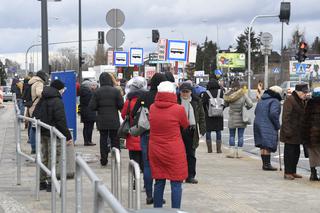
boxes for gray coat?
[224,89,253,129]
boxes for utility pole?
[40,0,49,74]
[78,0,83,83]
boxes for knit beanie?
[269,85,283,95]
[157,81,176,94]
[50,79,65,90]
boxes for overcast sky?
[0,0,319,68]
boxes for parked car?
[2,86,13,101]
[280,81,306,99]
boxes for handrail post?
[60,134,67,213]
[50,128,57,213]
[93,180,104,213]
[111,148,122,201]
[15,108,21,185]
[35,119,41,201]
[75,153,83,213]
[128,160,141,210]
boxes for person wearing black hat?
[280,83,309,180]
[178,82,206,184]
[33,79,72,191]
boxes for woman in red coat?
[149,81,189,209]
[121,77,147,171]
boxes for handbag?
[242,104,251,125]
[117,100,131,138]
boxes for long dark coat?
[302,97,320,148]
[253,90,281,152]
[178,94,206,149]
[79,85,96,123]
[89,73,124,131]
[280,91,306,144]
[201,79,224,131]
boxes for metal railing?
[111,147,122,201]
[75,153,128,213]
[128,160,141,210]
[14,96,67,213]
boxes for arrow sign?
[295,63,307,75]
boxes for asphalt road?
[219,102,311,173]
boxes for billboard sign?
[130,48,143,65]
[188,41,197,63]
[114,51,128,67]
[289,57,320,81]
[167,40,188,61]
[217,53,246,68]
[158,38,167,61]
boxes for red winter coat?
[149,92,189,181]
[121,97,141,151]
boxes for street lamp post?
[247,14,278,95]
[39,0,61,75]
[78,0,83,83]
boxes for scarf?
[181,97,196,126]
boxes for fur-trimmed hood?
[224,88,244,103]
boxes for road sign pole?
[264,54,269,89]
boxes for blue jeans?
[229,128,245,147]
[154,179,182,209]
[206,131,222,141]
[17,98,25,116]
[29,126,36,152]
[140,132,153,198]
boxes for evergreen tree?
[195,37,217,74]
[93,44,107,65]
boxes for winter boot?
[262,155,277,171]
[226,146,236,158]
[236,147,243,158]
[206,140,213,153]
[216,140,222,153]
[310,167,319,181]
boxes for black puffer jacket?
[35,86,72,141]
[201,79,224,131]
[79,84,96,123]
[89,73,124,130]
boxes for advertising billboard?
[217,53,246,68]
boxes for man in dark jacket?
[34,79,72,191]
[178,82,206,184]
[132,73,166,204]
[280,83,309,180]
[79,80,97,146]
[89,73,124,166]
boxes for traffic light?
[80,56,85,65]
[295,42,308,63]
[152,29,160,43]
[98,31,104,44]
[279,2,290,24]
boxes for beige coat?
[28,76,45,117]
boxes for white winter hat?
[157,81,176,94]
[269,85,283,95]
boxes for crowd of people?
[10,70,320,209]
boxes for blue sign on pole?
[215,69,223,75]
[114,51,128,67]
[51,71,77,141]
[295,63,307,75]
[272,67,280,74]
[130,48,143,65]
[167,40,188,61]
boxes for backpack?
[129,101,150,137]
[22,83,37,107]
[206,90,224,117]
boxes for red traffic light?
[299,42,307,50]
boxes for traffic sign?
[106,9,125,28]
[114,51,128,67]
[295,63,307,74]
[261,32,273,46]
[130,48,143,65]
[167,40,188,61]
[272,67,280,74]
[106,29,125,49]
